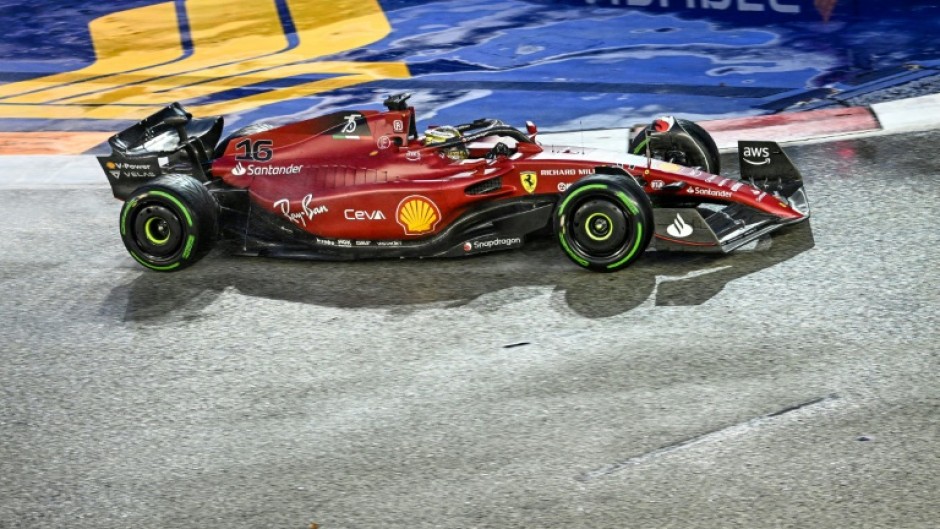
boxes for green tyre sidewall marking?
[557,177,650,270]
[558,229,589,267]
[120,198,138,236]
[123,189,197,270]
[149,190,193,227]
[182,235,196,260]
[130,251,180,271]
[558,186,609,268]
[606,223,644,270]
[558,184,608,217]
[615,191,639,215]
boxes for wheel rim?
[144,217,171,245]
[584,212,614,242]
[132,203,183,259]
[568,198,631,258]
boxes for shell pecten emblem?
[396,195,441,235]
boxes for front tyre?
[554,174,653,272]
[630,117,720,175]
[120,174,218,272]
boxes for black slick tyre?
[676,118,720,173]
[630,117,721,175]
[554,173,653,272]
[119,174,218,272]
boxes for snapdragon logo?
[465,237,522,251]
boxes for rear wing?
[97,103,223,200]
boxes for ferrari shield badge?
[520,171,537,194]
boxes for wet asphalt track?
[1,131,938,529]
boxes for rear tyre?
[554,174,653,272]
[630,117,720,175]
[120,174,218,272]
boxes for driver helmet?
[424,126,468,161]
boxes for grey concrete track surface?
[1,131,938,529]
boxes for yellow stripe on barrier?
[18,0,287,105]
[194,62,411,115]
[0,0,410,120]
[0,61,410,119]
[287,0,395,58]
[0,104,151,120]
[64,0,399,106]
[57,0,290,105]
[0,2,184,100]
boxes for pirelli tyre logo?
[0,0,410,120]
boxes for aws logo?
[742,146,771,166]
[0,0,410,120]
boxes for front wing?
[652,180,809,253]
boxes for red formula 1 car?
[98,93,809,272]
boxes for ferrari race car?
[98,93,809,272]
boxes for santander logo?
[666,214,693,238]
[232,162,246,176]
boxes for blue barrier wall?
[0,0,937,133]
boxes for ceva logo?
[344,209,386,220]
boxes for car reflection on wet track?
[107,221,814,322]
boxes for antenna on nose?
[580,121,584,155]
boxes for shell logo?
[396,195,441,235]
